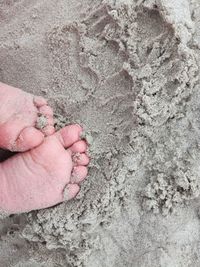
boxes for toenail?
[75,124,83,137]
[33,96,47,107]
[39,105,54,116]
[72,152,81,164]
[43,125,55,136]
[71,167,81,183]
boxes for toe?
[33,96,48,107]
[56,124,83,148]
[39,105,54,117]
[42,125,55,136]
[72,152,90,166]
[38,105,54,127]
[15,127,44,152]
[69,140,87,153]
[71,166,88,184]
[38,105,55,136]
[63,184,80,201]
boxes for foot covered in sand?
[0,125,89,214]
[0,82,55,152]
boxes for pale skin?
[0,82,89,215]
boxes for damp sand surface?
[1,0,200,266]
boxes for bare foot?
[0,124,89,214]
[0,82,55,152]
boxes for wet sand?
[0,0,200,266]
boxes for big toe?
[14,127,44,152]
[56,124,83,148]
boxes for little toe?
[56,124,83,148]
[33,96,48,107]
[15,127,44,152]
[72,152,90,166]
[71,166,88,184]
[63,184,80,201]
[69,140,87,153]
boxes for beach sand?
[0,0,200,266]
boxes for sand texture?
[1,0,200,266]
